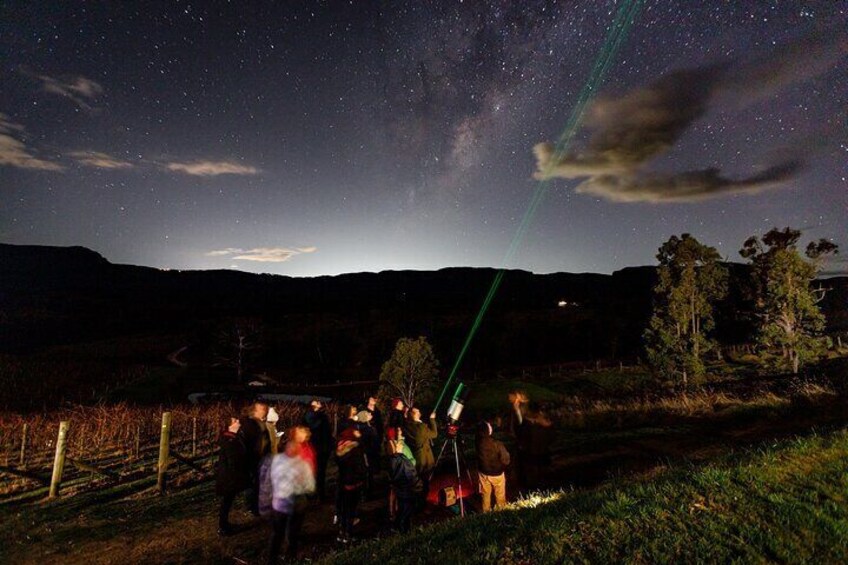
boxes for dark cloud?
[534,30,848,203]
[575,161,803,203]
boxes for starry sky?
[1,1,846,277]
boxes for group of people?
[214,392,551,562]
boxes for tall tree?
[379,336,441,408]
[217,318,263,383]
[644,234,728,388]
[740,227,838,374]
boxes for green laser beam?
[434,0,645,412]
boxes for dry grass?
[0,401,338,498]
[547,389,795,430]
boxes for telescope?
[445,382,468,438]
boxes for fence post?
[192,417,197,457]
[157,412,171,493]
[49,421,70,498]
[20,423,28,468]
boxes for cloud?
[205,247,316,263]
[68,150,133,169]
[33,73,103,110]
[165,160,259,176]
[0,113,63,171]
[575,161,803,203]
[534,31,848,203]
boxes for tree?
[379,336,441,408]
[644,234,728,388]
[217,318,263,383]
[740,227,838,374]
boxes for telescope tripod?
[430,433,476,517]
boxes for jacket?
[215,431,250,496]
[405,417,438,473]
[335,435,368,489]
[238,416,269,467]
[476,434,511,476]
[389,453,423,499]
[303,409,333,453]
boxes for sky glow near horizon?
[1,2,846,277]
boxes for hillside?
[326,429,848,564]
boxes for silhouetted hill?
[1,244,845,382]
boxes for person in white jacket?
[267,439,315,564]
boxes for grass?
[324,428,848,564]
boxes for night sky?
[2,1,846,277]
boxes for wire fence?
[0,401,339,503]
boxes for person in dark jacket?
[386,398,406,430]
[238,401,270,515]
[404,407,438,501]
[303,398,333,501]
[356,410,381,498]
[475,420,511,512]
[387,438,422,533]
[215,416,249,535]
[338,404,359,433]
[514,403,554,490]
[335,427,368,543]
[365,396,384,440]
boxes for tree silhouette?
[379,336,440,408]
[740,227,838,374]
[644,234,727,389]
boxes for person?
[334,427,367,543]
[302,398,332,501]
[385,426,416,520]
[266,406,282,454]
[387,438,422,533]
[292,425,316,474]
[404,407,438,501]
[239,401,270,516]
[356,409,380,498]
[215,416,249,536]
[386,398,405,430]
[512,400,555,490]
[475,420,510,512]
[365,396,384,440]
[267,439,315,564]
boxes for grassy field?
[327,428,848,564]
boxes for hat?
[356,410,372,423]
[266,407,280,423]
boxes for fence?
[0,401,336,503]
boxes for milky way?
[1,1,845,276]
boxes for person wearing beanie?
[475,420,510,512]
[266,406,281,454]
